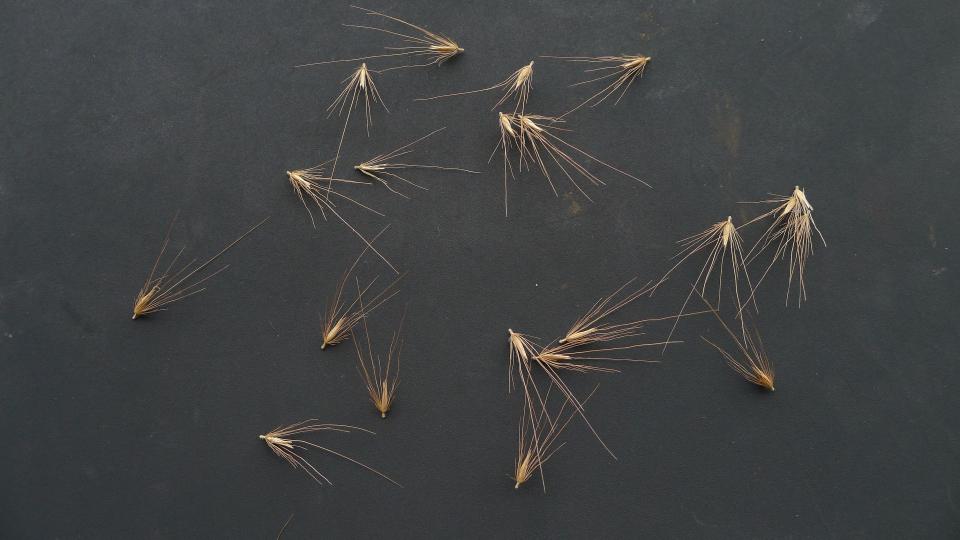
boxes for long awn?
[698,294,775,391]
[416,61,534,113]
[741,186,825,306]
[541,54,651,119]
[355,127,480,198]
[132,215,268,319]
[285,162,397,274]
[294,5,463,72]
[353,309,404,418]
[321,227,403,350]
[513,383,598,491]
[497,113,649,210]
[259,420,401,486]
[651,216,755,351]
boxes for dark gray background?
[2,0,959,538]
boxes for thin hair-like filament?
[355,127,480,198]
[321,227,403,349]
[541,54,651,118]
[259,420,401,486]
[132,215,268,319]
[416,61,534,114]
[294,5,463,72]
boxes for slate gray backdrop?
[2,0,958,538]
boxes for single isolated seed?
[741,186,826,306]
[559,276,657,347]
[541,54,652,118]
[321,227,403,350]
[505,329,616,460]
[355,127,479,198]
[326,63,388,181]
[513,384,598,491]
[507,328,540,393]
[698,293,775,391]
[294,5,464,72]
[416,61,535,113]
[259,420,401,486]
[353,310,404,418]
[491,112,521,216]
[131,214,268,320]
[534,338,669,375]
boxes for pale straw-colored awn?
[354,127,479,198]
[650,215,755,351]
[259,420,401,486]
[741,186,825,306]
[417,61,534,113]
[353,310,404,418]
[284,163,397,274]
[320,227,403,350]
[132,215,268,319]
[541,54,652,118]
[294,5,463,72]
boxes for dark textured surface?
[2,0,959,538]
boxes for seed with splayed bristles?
[131,215,267,320]
[492,112,649,212]
[740,186,825,306]
[294,6,464,72]
[320,227,402,350]
[353,311,404,419]
[651,215,754,350]
[540,54,652,118]
[353,127,479,198]
[259,420,401,486]
[698,294,776,392]
[417,61,535,113]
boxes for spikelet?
[541,54,651,118]
[132,215,267,319]
[294,6,463,72]
[259,420,401,486]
